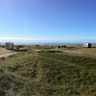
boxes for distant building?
[82,43,91,48]
[5,42,14,50]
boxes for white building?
[5,42,14,50]
[82,43,91,48]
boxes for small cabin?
[5,42,14,50]
[82,43,91,48]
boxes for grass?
[76,48,96,56]
[56,46,96,58]
[0,47,13,55]
[0,46,96,96]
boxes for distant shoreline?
[11,42,84,45]
[1,42,96,46]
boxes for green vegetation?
[0,46,96,96]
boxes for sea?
[13,42,83,46]
[1,41,96,46]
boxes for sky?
[0,0,96,42]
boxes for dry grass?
[0,51,96,96]
[59,47,96,58]
[77,48,96,56]
[0,47,13,55]
[0,46,96,96]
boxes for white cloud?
[0,37,96,43]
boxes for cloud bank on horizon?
[0,37,96,43]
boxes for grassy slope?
[0,51,96,96]
[0,48,13,55]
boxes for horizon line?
[0,37,96,43]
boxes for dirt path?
[0,52,17,58]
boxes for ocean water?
[1,41,96,46]
[13,42,83,46]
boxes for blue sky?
[0,0,96,42]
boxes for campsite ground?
[27,45,96,58]
[0,45,96,96]
[57,47,96,58]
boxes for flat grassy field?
[56,46,96,58]
[76,48,96,56]
[0,46,96,96]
